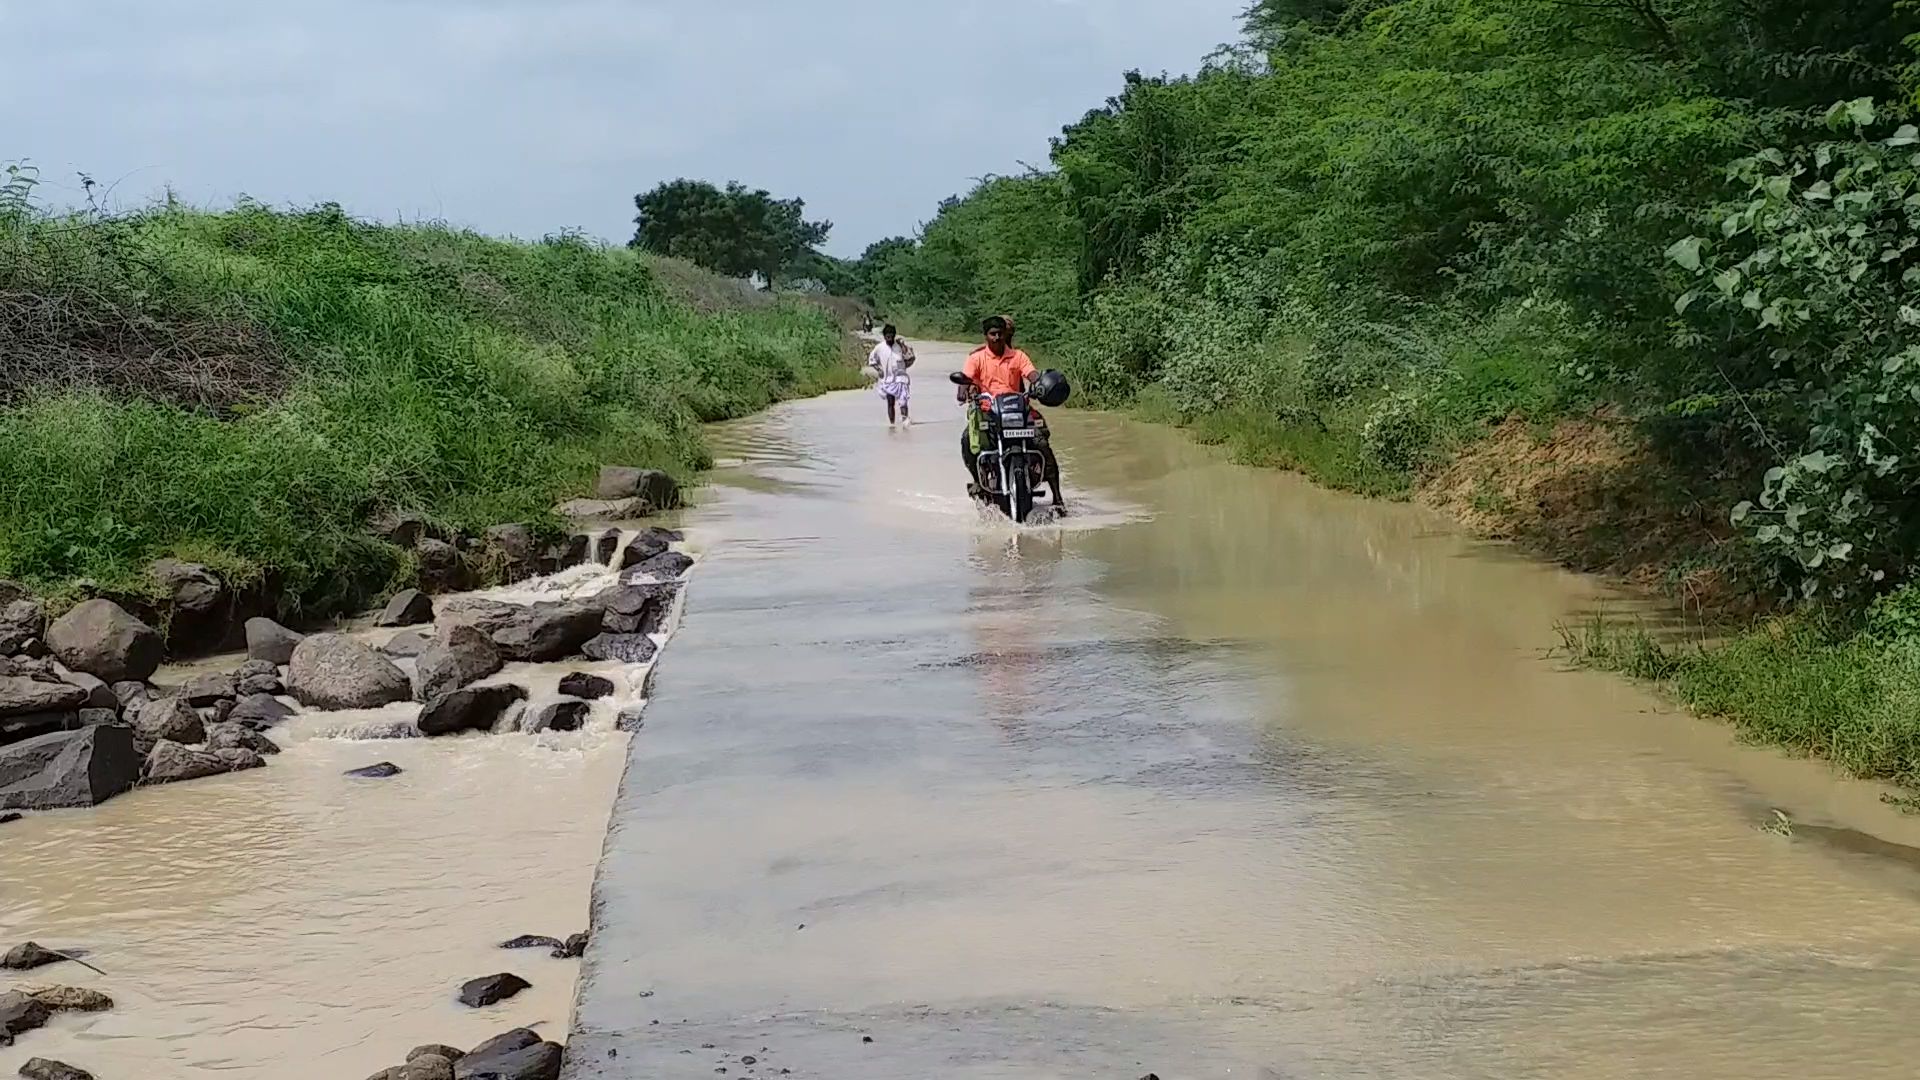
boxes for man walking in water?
[867,324,915,426]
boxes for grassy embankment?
[0,191,859,617]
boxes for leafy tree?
[630,179,831,289]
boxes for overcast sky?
[2,0,1245,257]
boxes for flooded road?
[570,340,1920,1078]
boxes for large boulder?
[0,598,46,656]
[413,625,503,702]
[230,693,295,730]
[150,558,232,655]
[205,722,280,757]
[375,589,435,628]
[287,634,412,710]
[591,530,620,566]
[418,685,527,738]
[143,740,265,786]
[623,551,693,582]
[457,972,531,1009]
[0,990,51,1043]
[596,466,679,509]
[580,633,657,665]
[599,582,678,635]
[46,600,163,683]
[416,538,471,593]
[455,1028,561,1080]
[381,628,433,659]
[616,531,669,570]
[0,675,88,717]
[553,497,647,521]
[27,986,112,1013]
[182,671,238,707]
[3,942,67,970]
[244,617,304,666]
[0,725,141,811]
[524,700,590,734]
[20,1058,96,1080]
[490,603,602,663]
[132,696,206,750]
[557,672,614,700]
[483,524,541,582]
[54,669,117,711]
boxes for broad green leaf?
[1666,236,1704,272]
[1731,501,1754,524]
[1805,179,1833,201]
[1891,125,1920,148]
[1713,268,1741,296]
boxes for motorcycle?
[950,370,1066,524]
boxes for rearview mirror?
[948,372,972,386]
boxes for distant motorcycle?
[950,369,1070,524]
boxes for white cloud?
[1,0,1245,253]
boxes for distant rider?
[867,324,915,426]
[959,315,1064,510]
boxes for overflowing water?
[11,338,1920,1079]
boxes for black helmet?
[1033,369,1071,408]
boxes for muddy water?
[570,340,1920,1078]
[0,556,671,1077]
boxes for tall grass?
[0,200,856,613]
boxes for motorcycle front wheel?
[1010,461,1035,523]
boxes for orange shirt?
[963,346,1037,398]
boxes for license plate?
[1001,427,1036,439]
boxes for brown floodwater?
[568,340,1920,1079]
[0,554,670,1077]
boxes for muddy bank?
[0,506,695,1078]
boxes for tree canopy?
[630,179,831,288]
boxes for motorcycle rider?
[958,315,1065,510]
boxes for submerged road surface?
[568,341,1920,1079]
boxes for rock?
[244,617,304,666]
[371,509,437,547]
[0,813,18,825]
[0,712,75,748]
[592,531,620,566]
[132,696,205,750]
[287,634,412,710]
[382,628,433,658]
[581,633,657,665]
[150,558,231,655]
[0,655,53,679]
[524,700,590,734]
[0,598,46,656]
[27,986,112,1012]
[557,673,614,700]
[560,932,588,958]
[209,698,236,725]
[183,671,237,707]
[641,525,684,543]
[19,1060,95,1080]
[230,694,295,730]
[457,1029,562,1080]
[499,934,566,952]
[413,624,504,702]
[54,670,116,711]
[376,589,435,628]
[491,603,602,663]
[205,722,280,757]
[16,639,48,660]
[409,1045,466,1064]
[236,673,283,697]
[345,762,403,779]
[399,1055,456,1080]
[0,676,88,718]
[597,466,679,508]
[75,708,118,729]
[483,525,540,582]
[2,942,66,970]
[550,535,591,571]
[617,532,669,570]
[600,582,678,635]
[623,551,693,582]
[457,973,531,1008]
[142,740,262,785]
[615,704,646,732]
[437,598,521,636]
[553,497,647,521]
[418,684,527,738]
[0,581,26,606]
[416,538,470,592]
[110,681,150,710]
[0,990,50,1042]
[237,659,277,679]
[0,726,141,811]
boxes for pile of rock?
[0,944,114,1065]
[1,595,292,811]
[364,1028,563,1080]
